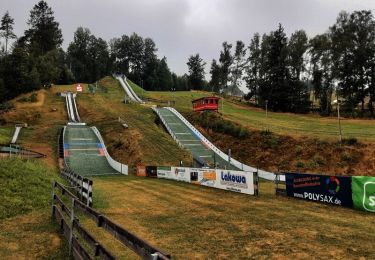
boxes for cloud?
[1,0,375,77]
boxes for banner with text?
[155,166,255,195]
[285,173,353,207]
[352,176,375,213]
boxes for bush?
[342,137,358,146]
[295,161,305,168]
[29,92,38,102]
[0,102,14,111]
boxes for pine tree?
[25,0,63,56]
[186,53,206,90]
[0,11,16,54]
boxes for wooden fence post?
[51,181,56,217]
[69,198,75,256]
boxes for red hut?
[192,96,220,112]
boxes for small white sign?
[76,84,83,92]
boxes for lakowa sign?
[155,167,255,195]
[285,173,353,208]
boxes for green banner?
[352,176,375,213]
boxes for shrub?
[29,92,38,102]
[342,137,358,146]
[341,152,352,162]
[295,161,305,168]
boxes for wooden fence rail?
[52,181,171,260]
[60,168,93,207]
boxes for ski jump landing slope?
[154,107,278,181]
[63,125,127,176]
[116,76,143,103]
[61,92,128,176]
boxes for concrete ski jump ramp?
[63,125,128,176]
[62,92,81,123]
[61,91,128,176]
[116,76,143,103]
[10,125,22,144]
[154,107,279,181]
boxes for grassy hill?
[0,158,68,259]
[138,88,375,141]
[1,76,375,258]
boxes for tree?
[110,35,130,74]
[68,27,110,83]
[229,41,246,94]
[156,57,173,90]
[288,30,308,80]
[258,24,290,111]
[0,11,16,54]
[330,10,375,116]
[68,27,91,82]
[128,33,144,83]
[309,33,334,115]
[209,59,221,92]
[218,42,233,92]
[25,1,63,56]
[244,33,261,102]
[186,53,206,89]
[288,30,310,112]
[142,38,159,90]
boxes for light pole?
[337,99,342,143]
[265,99,269,131]
[171,88,175,106]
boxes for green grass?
[0,127,12,144]
[0,157,58,219]
[74,76,192,167]
[0,157,69,259]
[92,175,375,259]
[137,88,375,141]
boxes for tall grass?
[0,158,58,219]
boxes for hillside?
[139,86,375,141]
[0,158,68,259]
[0,76,375,259]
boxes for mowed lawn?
[139,87,375,141]
[91,175,375,259]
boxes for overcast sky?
[2,0,375,76]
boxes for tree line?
[1,2,375,117]
[0,1,190,105]
[189,10,375,116]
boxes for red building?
[192,96,220,112]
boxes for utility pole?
[265,99,268,131]
[227,149,231,169]
[337,99,342,144]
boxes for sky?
[2,0,375,77]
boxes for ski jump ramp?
[154,107,279,181]
[62,91,128,176]
[116,76,143,103]
[10,125,22,144]
[62,92,81,123]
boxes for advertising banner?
[146,166,157,177]
[285,173,353,207]
[157,166,172,179]
[352,176,375,213]
[215,169,254,195]
[171,167,191,182]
